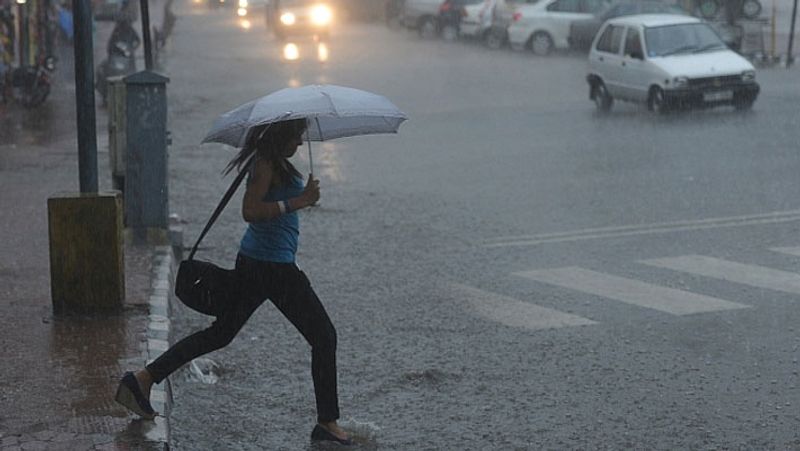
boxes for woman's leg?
[145,297,263,383]
[145,255,268,384]
[269,265,340,424]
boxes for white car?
[507,0,608,55]
[401,0,444,37]
[457,0,498,39]
[586,14,760,113]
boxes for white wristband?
[278,201,286,215]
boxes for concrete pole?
[72,0,98,192]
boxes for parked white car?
[507,0,608,55]
[457,0,498,39]
[586,14,760,113]
[401,0,444,37]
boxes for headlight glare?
[310,5,332,25]
[280,12,296,25]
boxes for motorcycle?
[95,19,140,105]
[4,56,56,108]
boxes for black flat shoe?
[311,424,354,446]
[114,372,156,420]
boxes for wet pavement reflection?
[281,39,330,63]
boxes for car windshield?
[645,23,727,57]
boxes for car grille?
[688,75,741,89]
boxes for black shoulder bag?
[174,154,254,316]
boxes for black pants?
[146,253,340,422]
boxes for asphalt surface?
[160,3,800,449]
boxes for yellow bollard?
[48,191,125,315]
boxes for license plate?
[703,90,733,102]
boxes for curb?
[145,245,177,450]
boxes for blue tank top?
[239,174,304,263]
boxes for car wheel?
[648,87,669,114]
[530,31,553,56]
[441,24,458,41]
[418,17,438,39]
[485,27,506,49]
[593,81,613,113]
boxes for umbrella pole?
[307,138,314,177]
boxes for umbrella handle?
[305,138,319,207]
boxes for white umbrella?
[202,84,408,173]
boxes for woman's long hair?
[224,118,307,186]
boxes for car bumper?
[664,82,760,108]
[507,25,527,47]
[459,22,482,37]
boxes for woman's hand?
[300,174,320,207]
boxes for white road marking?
[514,267,749,315]
[484,210,800,248]
[450,283,596,330]
[771,246,800,257]
[641,255,800,295]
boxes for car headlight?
[310,5,332,25]
[237,7,247,16]
[280,12,296,25]
[741,70,756,82]
[672,76,689,88]
[238,0,247,7]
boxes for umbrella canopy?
[202,84,408,148]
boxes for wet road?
[163,3,800,449]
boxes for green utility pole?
[72,0,98,192]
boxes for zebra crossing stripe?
[771,246,800,257]
[514,267,749,315]
[450,283,596,330]
[641,255,800,295]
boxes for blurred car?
[507,0,609,55]
[385,0,406,28]
[401,0,444,37]
[266,0,334,39]
[483,0,531,49]
[237,0,268,18]
[586,14,759,113]
[568,0,687,52]
[438,0,489,41]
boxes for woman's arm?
[241,158,320,223]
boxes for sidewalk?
[0,17,175,451]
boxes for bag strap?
[187,151,255,261]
